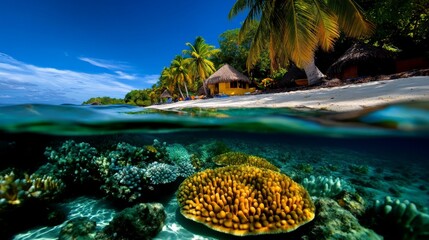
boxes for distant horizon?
[0,1,246,104]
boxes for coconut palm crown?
[229,0,374,84]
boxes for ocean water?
[1,102,429,239]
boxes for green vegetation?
[83,97,125,105]
[84,1,428,105]
[229,0,374,85]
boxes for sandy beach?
[148,76,429,112]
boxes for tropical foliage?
[228,0,375,84]
[183,36,219,95]
[83,97,125,105]
[83,1,428,105]
[357,0,429,54]
[124,89,152,106]
[214,21,271,80]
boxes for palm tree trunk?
[177,83,185,100]
[303,57,325,85]
[184,82,190,98]
[202,80,208,96]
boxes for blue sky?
[0,0,246,104]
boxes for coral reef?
[45,140,99,184]
[166,143,191,163]
[0,171,64,207]
[175,160,195,178]
[308,198,382,239]
[97,202,166,240]
[102,165,146,202]
[42,139,197,202]
[301,175,351,198]
[370,196,429,240]
[177,165,315,236]
[187,140,231,169]
[212,152,279,171]
[145,162,178,185]
[334,191,366,217]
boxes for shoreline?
[148,76,429,112]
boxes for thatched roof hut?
[327,42,395,79]
[160,89,172,98]
[205,64,250,85]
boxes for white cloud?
[79,57,130,70]
[0,53,137,104]
[115,71,136,80]
[142,74,160,84]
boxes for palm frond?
[245,2,273,71]
[310,0,340,52]
[280,0,319,67]
[327,0,375,37]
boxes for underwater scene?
[1,103,429,240]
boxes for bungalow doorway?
[214,83,219,95]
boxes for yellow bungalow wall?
[207,82,254,96]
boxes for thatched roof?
[205,64,250,85]
[160,89,172,98]
[327,42,394,75]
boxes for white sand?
[148,76,429,112]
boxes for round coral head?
[177,165,315,236]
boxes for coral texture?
[0,171,64,206]
[99,202,166,240]
[309,198,382,239]
[301,175,351,198]
[373,196,429,240]
[212,152,279,171]
[45,140,98,184]
[177,165,315,236]
[145,162,178,185]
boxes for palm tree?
[183,36,219,95]
[160,67,182,99]
[229,0,374,85]
[170,55,192,99]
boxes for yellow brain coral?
[212,152,280,172]
[177,165,315,236]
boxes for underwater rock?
[334,191,366,217]
[59,217,97,240]
[370,196,429,239]
[309,198,382,239]
[212,152,279,171]
[301,175,351,198]
[98,202,166,240]
[177,165,315,236]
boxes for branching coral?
[43,139,195,203]
[45,140,98,184]
[372,196,429,240]
[166,143,191,164]
[102,166,146,202]
[301,175,352,198]
[177,165,315,236]
[0,171,64,207]
[145,162,178,185]
[212,152,279,172]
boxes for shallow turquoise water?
[1,102,429,239]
